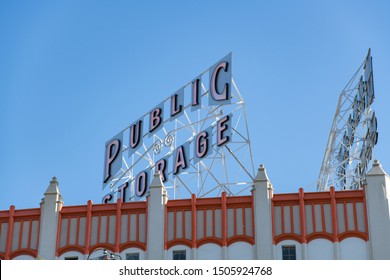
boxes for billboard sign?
[102,54,255,203]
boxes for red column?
[84,200,93,255]
[5,205,15,260]
[330,187,339,242]
[115,199,122,253]
[299,188,307,243]
[191,194,197,248]
[221,192,227,246]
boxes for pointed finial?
[50,177,58,184]
[150,171,164,189]
[255,163,270,182]
[45,176,60,195]
[367,159,388,176]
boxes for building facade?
[1,161,389,260]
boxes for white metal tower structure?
[317,49,378,191]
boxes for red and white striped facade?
[1,161,389,260]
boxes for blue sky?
[1,0,389,210]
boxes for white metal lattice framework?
[104,59,255,201]
[317,49,378,191]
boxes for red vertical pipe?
[222,192,227,246]
[299,188,307,243]
[84,200,92,255]
[330,187,339,242]
[191,194,197,248]
[5,205,15,260]
[115,198,122,252]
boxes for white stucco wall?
[307,239,333,260]
[12,255,36,260]
[340,237,368,260]
[197,243,222,260]
[227,242,254,259]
